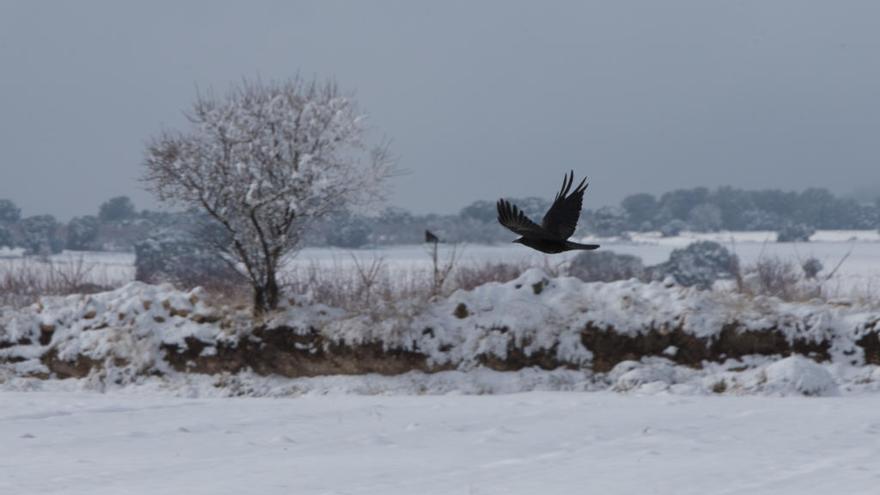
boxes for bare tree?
[144,77,392,315]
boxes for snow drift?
[2,269,879,396]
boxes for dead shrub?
[453,261,527,291]
[739,256,821,302]
[568,250,645,283]
[0,256,117,308]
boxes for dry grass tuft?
[0,257,119,308]
[737,256,821,302]
[453,261,528,291]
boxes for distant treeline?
[0,196,171,256]
[1,186,879,254]
[306,186,880,246]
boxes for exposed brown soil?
[856,320,880,365]
[160,326,443,377]
[582,322,709,372]
[582,322,830,372]
[2,319,866,380]
[41,349,102,379]
[478,343,574,371]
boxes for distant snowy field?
[3,229,878,296]
[293,230,880,295]
[2,390,879,495]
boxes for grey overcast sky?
[1,1,879,219]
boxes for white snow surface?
[4,235,880,493]
[2,390,880,495]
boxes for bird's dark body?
[514,237,600,254]
[497,171,600,254]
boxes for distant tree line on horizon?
[0,196,171,256]
[1,186,879,256]
[306,186,880,246]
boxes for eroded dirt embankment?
[11,319,874,380]
[2,272,878,380]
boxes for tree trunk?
[265,271,280,311]
[251,270,280,316]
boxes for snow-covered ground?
[3,233,880,494]
[3,266,878,390]
[3,230,878,297]
[2,390,879,495]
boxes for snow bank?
[2,269,880,396]
[0,282,247,378]
[760,355,838,396]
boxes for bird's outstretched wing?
[497,199,551,238]
[541,170,589,240]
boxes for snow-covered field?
[2,390,879,495]
[3,231,880,494]
[4,230,880,296]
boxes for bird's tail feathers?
[565,241,600,250]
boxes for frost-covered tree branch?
[143,77,393,314]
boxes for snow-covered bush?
[759,356,837,396]
[776,222,814,242]
[649,241,738,289]
[568,250,645,283]
[740,257,819,301]
[610,360,677,392]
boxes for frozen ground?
[1,390,879,495]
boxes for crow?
[497,171,600,254]
[425,230,439,243]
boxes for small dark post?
[425,230,441,294]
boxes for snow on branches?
[144,77,392,313]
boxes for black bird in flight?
[497,171,600,254]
